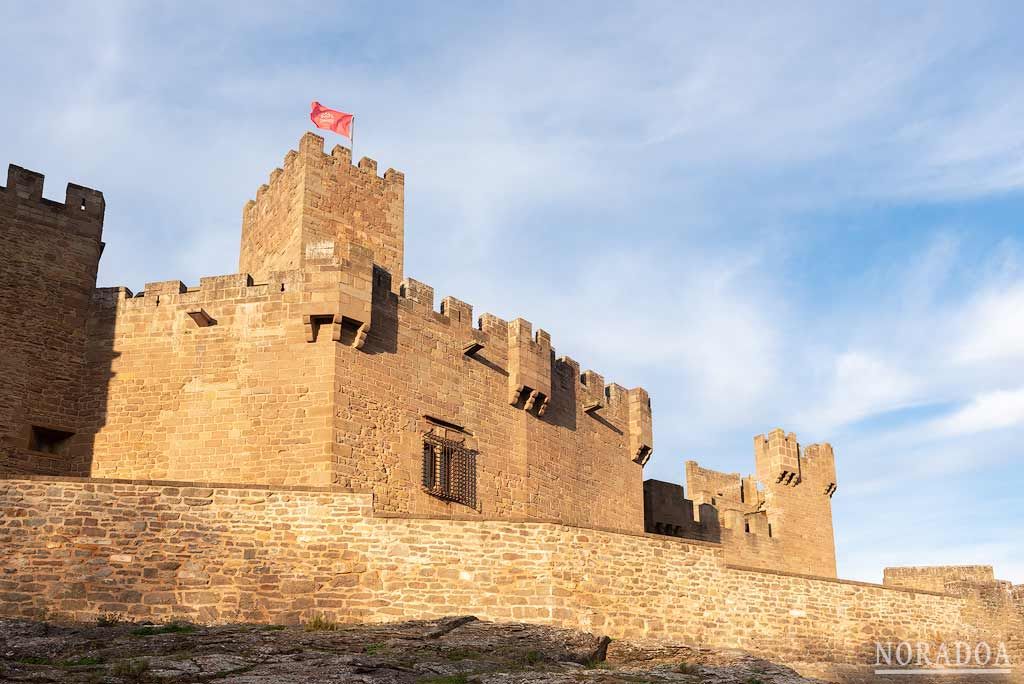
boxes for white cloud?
[933,387,1024,437]
[798,351,922,432]
[953,284,1024,365]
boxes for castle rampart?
[884,565,999,593]
[1,476,1020,682]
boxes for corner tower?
[645,427,838,578]
[754,429,838,577]
[0,165,105,476]
[239,132,405,287]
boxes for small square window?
[29,426,74,455]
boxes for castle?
[1,134,1020,681]
[0,131,838,576]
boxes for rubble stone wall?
[1,477,1020,681]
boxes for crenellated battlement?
[645,427,837,577]
[755,428,800,486]
[801,442,838,496]
[642,477,779,551]
[1,161,106,478]
[394,275,648,431]
[242,133,404,213]
[2,164,105,232]
[102,252,648,425]
[752,428,836,494]
[240,132,404,286]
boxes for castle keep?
[1,134,1020,681]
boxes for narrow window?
[422,441,437,489]
[29,426,74,455]
[421,432,477,508]
[744,519,750,533]
[768,524,773,538]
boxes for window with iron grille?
[422,431,477,508]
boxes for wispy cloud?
[933,387,1024,436]
[953,284,1024,365]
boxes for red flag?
[310,101,354,138]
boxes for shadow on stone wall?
[359,266,399,356]
[73,288,121,477]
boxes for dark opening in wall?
[768,524,773,538]
[744,519,750,533]
[338,317,363,346]
[29,426,74,455]
[306,314,334,342]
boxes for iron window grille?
[422,431,477,508]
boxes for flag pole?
[351,116,355,155]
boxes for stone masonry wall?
[884,566,997,593]
[81,271,341,487]
[81,268,647,533]
[0,167,105,477]
[1,477,1020,682]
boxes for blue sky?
[2,2,1022,583]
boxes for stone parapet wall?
[884,565,997,593]
[1,477,1020,681]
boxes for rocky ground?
[0,615,827,684]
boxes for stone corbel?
[304,313,368,348]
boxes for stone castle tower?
[239,134,404,285]
[0,165,105,475]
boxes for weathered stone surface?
[0,616,832,684]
